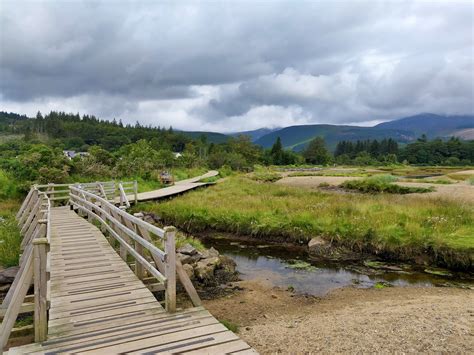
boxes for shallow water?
[202,236,473,297]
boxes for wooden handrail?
[70,186,165,238]
[69,185,176,312]
[1,188,50,351]
[69,190,166,261]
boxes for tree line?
[0,111,472,190]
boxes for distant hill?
[230,128,279,141]
[180,131,230,144]
[255,113,474,151]
[375,113,474,138]
[255,125,414,151]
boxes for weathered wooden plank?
[85,324,232,354]
[36,314,217,352]
[47,301,164,328]
[49,286,152,307]
[184,339,254,354]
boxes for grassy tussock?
[287,171,370,178]
[341,175,434,194]
[140,177,473,269]
[250,166,282,183]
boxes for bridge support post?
[33,236,49,342]
[164,226,176,313]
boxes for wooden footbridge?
[0,180,255,354]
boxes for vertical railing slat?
[164,226,176,313]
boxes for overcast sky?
[1,1,473,132]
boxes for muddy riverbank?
[197,233,473,352]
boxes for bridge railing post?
[164,226,176,313]
[33,233,49,342]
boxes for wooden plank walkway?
[7,206,255,354]
[117,171,219,203]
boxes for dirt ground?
[276,176,474,204]
[204,281,474,354]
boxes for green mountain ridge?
[255,114,474,151]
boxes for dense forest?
[0,111,473,193]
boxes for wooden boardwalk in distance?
[7,206,255,354]
[118,171,219,203]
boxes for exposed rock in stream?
[307,237,361,261]
[177,243,238,287]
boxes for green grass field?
[139,176,473,269]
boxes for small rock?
[0,266,19,284]
[195,257,220,280]
[177,243,198,256]
[189,252,204,263]
[201,247,220,259]
[308,237,330,253]
[177,253,193,265]
[133,212,144,219]
[182,263,194,279]
[271,294,278,299]
[217,255,237,273]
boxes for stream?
[201,235,473,297]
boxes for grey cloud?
[0,0,473,131]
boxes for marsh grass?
[139,177,473,269]
[219,319,239,333]
[0,200,21,267]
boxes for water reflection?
[202,237,473,297]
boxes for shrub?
[0,169,19,199]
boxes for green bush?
[0,169,19,199]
